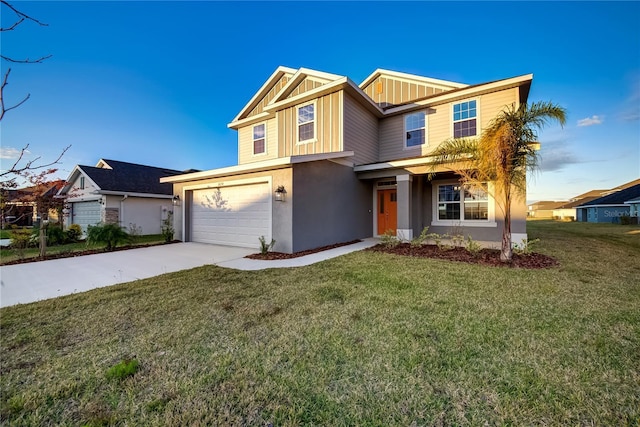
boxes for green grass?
[0,229,11,239]
[1,221,639,425]
[0,234,165,265]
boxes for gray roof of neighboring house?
[79,159,184,195]
[577,183,640,208]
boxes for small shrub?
[380,230,399,249]
[451,233,465,248]
[410,227,429,248]
[128,223,143,243]
[620,215,637,225]
[66,223,82,242]
[10,229,33,259]
[87,223,129,251]
[465,235,482,256]
[161,211,174,243]
[105,358,139,381]
[258,235,276,254]
[513,238,540,255]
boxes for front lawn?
[1,221,638,425]
[0,234,166,265]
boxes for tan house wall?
[378,88,519,162]
[238,118,278,164]
[286,78,325,99]
[362,76,447,107]
[343,93,378,165]
[277,91,342,157]
[247,74,290,117]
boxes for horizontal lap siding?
[378,87,519,162]
[343,93,378,165]
[238,118,278,164]
[277,92,341,157]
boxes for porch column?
[396,174,413,240]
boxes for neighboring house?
[1,181,64,228]
[576,183,640,223]
[527,201,566,219]
[625,197,640,219]
[58,159,184,234]
[162,66,534,253]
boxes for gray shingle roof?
[577,184,640,207]
[79,159,184,195]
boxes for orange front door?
[377,189,397,235]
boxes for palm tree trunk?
[501,190,513,262]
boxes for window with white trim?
[437,183,488,221]
[80,176,85,190]
[297,103,315,143]
[253,123,266,155]
[405,111,425,147]
[453,100,477,138]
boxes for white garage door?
[191,183,271,248]
[71,201,101,233]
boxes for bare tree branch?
[0,144,71,180]
[0,68,31,121]
[0,0,49,30]
[0,54,52,64]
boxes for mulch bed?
[1,240,180,266]
[246,240,362,260]
[367,243,559,269]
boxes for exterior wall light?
[172,195,180,206]
[274,185,286,202]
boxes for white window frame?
[451,98,479,139]
[404,110,427,149]
[296,101,317,145]
[80,176,85,190]
[431,180,496,227]
[252,122,267,156]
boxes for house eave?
[95,190,174,199]
[161,151,355,184]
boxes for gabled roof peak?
[359,68,468,90]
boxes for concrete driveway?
[0,243,253,308]
[0,239,378,308]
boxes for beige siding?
[479,87,517,129]
[362,76,447,108]
[237,118,278,164]
[247,75,290,117]
[277,92,342,157]
[343,93,378,165]
[286,78,324,99]
[378,87,520,162]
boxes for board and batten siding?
[247,74,291,117]
[277,92,342,157]
[237,118,278,164]
[378,87,520,162]
[286,78,325,99]
[362,76,447,107]
[343,93,378,165]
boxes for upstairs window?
[297,103,315,143]
[437,183,488,221]
[80,176,85,190]
[453,100,477,138]
[405,111,426,147]
[253,123,266,155]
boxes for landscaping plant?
[86,223,129,251]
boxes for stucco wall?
[292,161,372,252]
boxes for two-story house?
[162,66,532,253]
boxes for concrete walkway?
[0,239,377,308]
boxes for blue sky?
[1,1,639,201]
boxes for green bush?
[66,224,83,242]
[87,223,129,251]
[380,230,400,249]
[161,211,174,243]
[258,235,275,254]
[10,229,33,258]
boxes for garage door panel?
[71,201,101,233]
[191,184,271,248]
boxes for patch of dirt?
[366,243,559,269]
[246,240,362,260]
[1,241,180,266]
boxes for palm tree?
[429,101,566,262]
